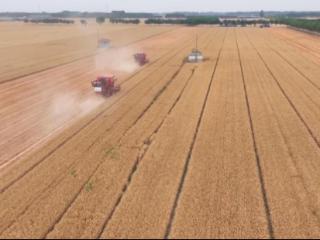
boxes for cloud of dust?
[41,91,105,135]
[39,30,142,136]
[50,92,104,120]
[95,47,140,74]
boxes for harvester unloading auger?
[91,75,120,97]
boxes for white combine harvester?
[188,49,204,62]
[187,35,204,63]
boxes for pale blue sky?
[1,0,320,12]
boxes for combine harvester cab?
[134,53,149,66]
[91,75,120,97]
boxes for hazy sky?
[1,0,320,12]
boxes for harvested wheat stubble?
[169,29,269,239]
[100,28,226,239]
[0,28,205,239]
[237,29,320,238]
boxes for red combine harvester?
[134,53,148,66]
[91,75,120,97]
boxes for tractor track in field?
[0,35,194,193]
[95,66,196,239]
[245,32,320,151]
[0,27,179,85]
[164,30,226,239]
[235,31,275,239]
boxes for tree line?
[96,17,140,24]
[145,16,220,25]
[24,18,75,24]
[271,18,320,32]
[145,17,271,26]
[109,18,140,24]
[1,11,320,19]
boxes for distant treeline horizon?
[0,10,320,19]
[1,10,319,33]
